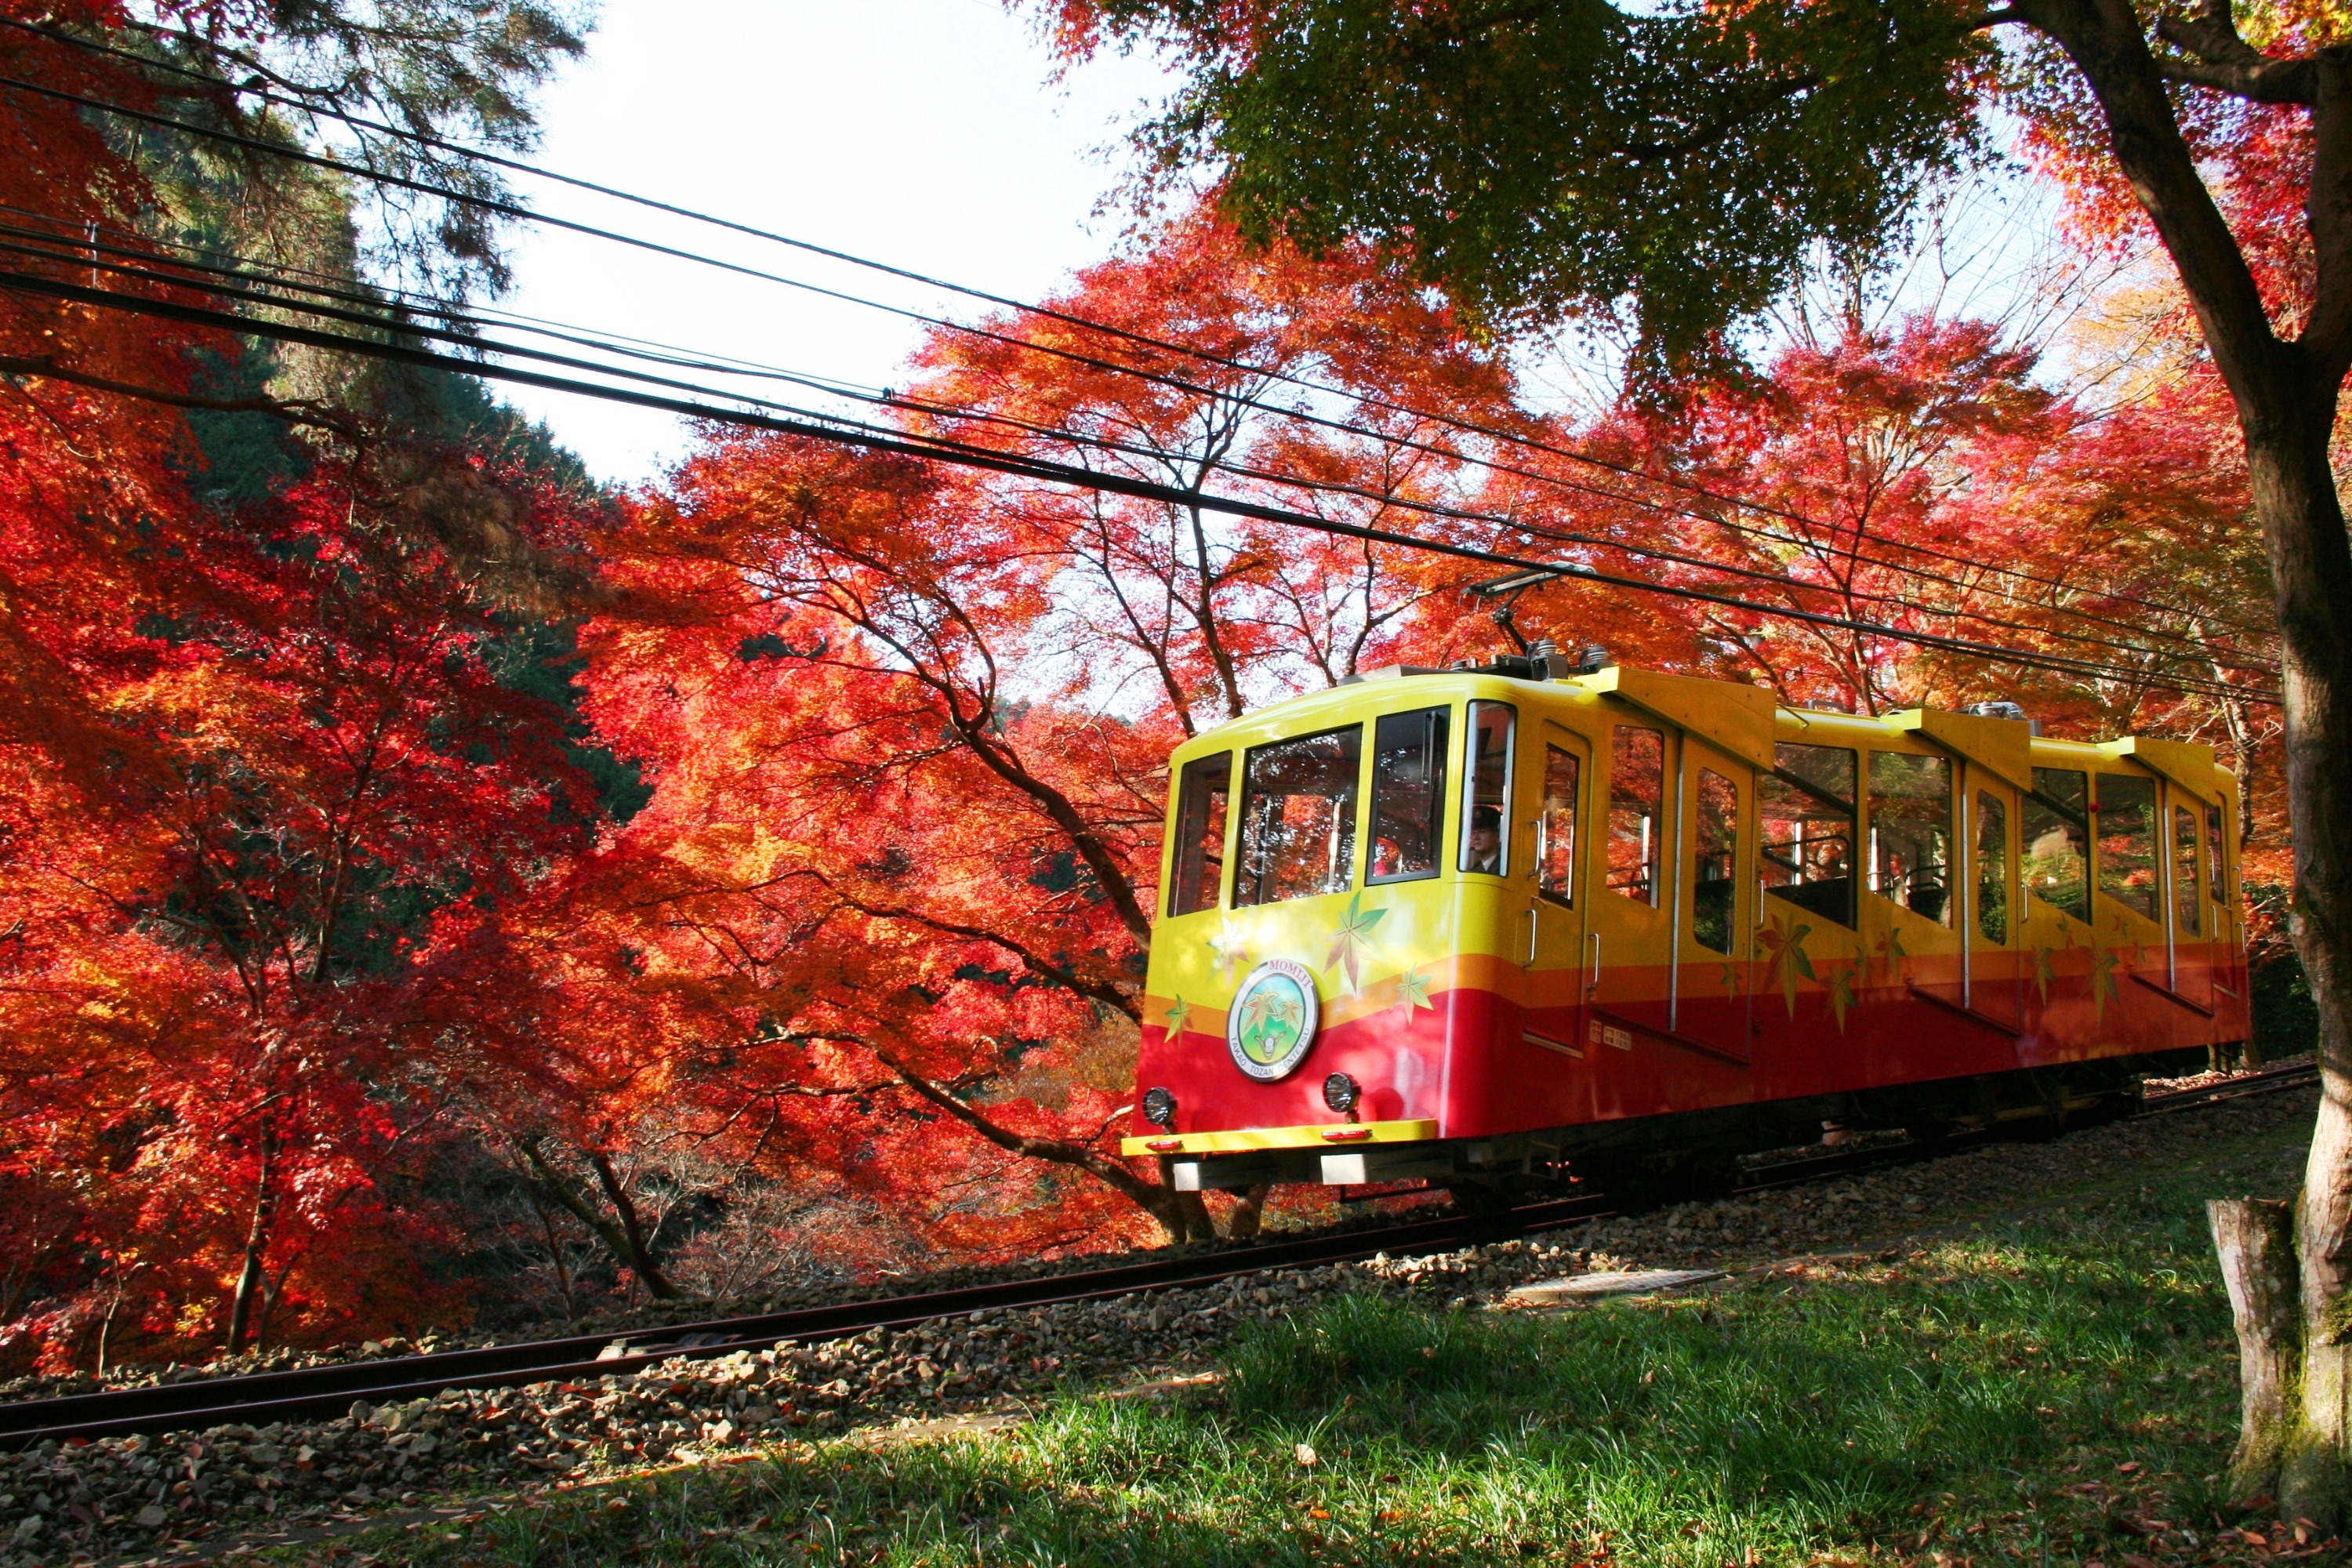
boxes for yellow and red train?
[1121,650,2251,1200]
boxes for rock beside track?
[0,1076,2316,1565]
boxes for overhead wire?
[0,212,2283,690]
[0,260,2278,705]
[0,18,2280,646]
[64,12,2274,641]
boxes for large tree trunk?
[2013,0,2352,1523]
[2188,404,2352,1524]
[2242,408,2352,1524]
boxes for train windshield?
[1369,707,1449,883]
[1461,702,1513,874]
[1235,726,1363,906]
[1167,753,1231,916]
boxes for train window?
[1539,744,1580,902]
[2025,768,2091,923]
[1167,752,1232,916]
[1607,725,1665,905]
[1760,742,1857,927]
[1234,726,1363,907]
[1460,702,1514,875]
[2174,805,2202,937]
[2095,773,2159,920]
[2208,802,2230,902]
[1867,752,1953,924]
[1976,792,2009,945]
[1693,768,1739,953]
[1369,707,1450,884]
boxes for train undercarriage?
[1163,1045,2216,1210]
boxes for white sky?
[491,0,1174,486]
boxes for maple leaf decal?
[1827,967,1858,1033]
[1163,996,1190,1038]
[1758,914,1817,1018]
[1323,894,1388,995]
[2089,944,2120,1019]
[1394,967,1434,1015]
[1870,927,1909,984]
[2032,946,2056,1006]
[1719,963,1742,996]
[1205,920,1250,985]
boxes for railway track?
[0,1058,2315,1450]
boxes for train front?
[1121,671,1523,1195]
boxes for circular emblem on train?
[1227,958,1320,1082]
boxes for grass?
[274,1116,2323,1567]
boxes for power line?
[0,163,2281,686]
[0,263,2278,705]
[0,24,2279,643]
[0,214,2283,689]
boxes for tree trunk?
[224,1123,280,1354]
[2245,410,2352,1527]
[530,1191,579,1319]
[2016,0,2352,1518]
[871,1043,1225,1242]
[2213,1196,2302,1498]
[586,1149,681,1299]
[514,1138,682,1299]
[1225,1182,1273,1242]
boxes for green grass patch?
[289,1118,2315,1566]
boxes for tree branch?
[863,1040,1181,1221]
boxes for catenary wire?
[30,11,2274,639]
[0,263,2279,705]
[0,31,2279,644]
[0,216,2283,688]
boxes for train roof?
[1177,659,2237,805]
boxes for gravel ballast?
[0,1078,2314,1566]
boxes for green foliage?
[1083,0,1994,378]
[323,1118,2307,1566]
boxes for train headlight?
[1322,1072,1361,1114]
[1142,1086,1178,1127]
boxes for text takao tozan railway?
[1123,652,2252,1200]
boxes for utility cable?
[0,179,2278,682]
[0,263,2276,704]
[0,218,2278,688]
[0,27,2278,643]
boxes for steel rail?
[0,1196,1608,1448]
[0,1060,2312,1449]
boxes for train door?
[2208,790,2247,1017]
[1518,721,1590,1057]
[1584,718,1676,1037]
[1672,738,1754,1061]
[1860,745,1964,1038]
[2023,764,2095,1031]
[2165,783,2216,1013]
[2091,768,2171,1032]
[1963,773,2024,1029]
